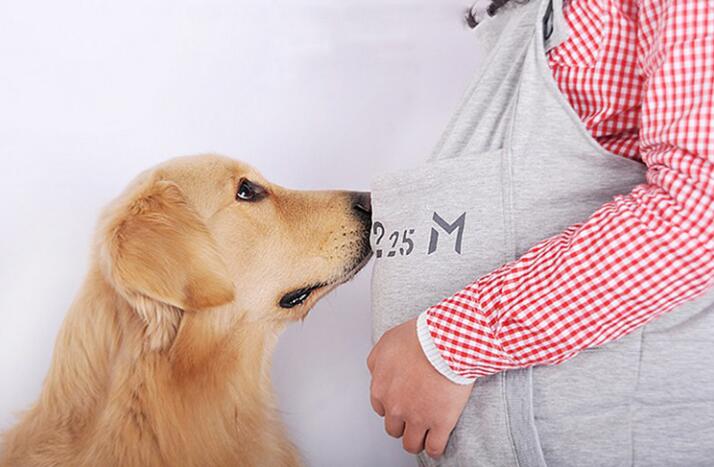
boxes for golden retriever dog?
[0,154,372,467]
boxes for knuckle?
[405,414,423,427]
[366,352,375,370]
[370,384,384,401]
[388,405,402,419]
[370,400,383,416]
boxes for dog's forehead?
[155,154,266,210]
[160,154,257,180]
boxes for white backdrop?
[0,1,483,465]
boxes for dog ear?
[102,179,235,348]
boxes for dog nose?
[351,191,372,218]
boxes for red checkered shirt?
[418,0,714,383]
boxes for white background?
[0,1,484,465]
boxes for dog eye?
[236,179,267,202]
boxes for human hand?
[367,318,474,458]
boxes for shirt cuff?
[416,311,476,385]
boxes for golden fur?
[0,155,372,467]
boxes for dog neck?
[2,266,297,466]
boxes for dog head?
[97,154,372,351]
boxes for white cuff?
[416,311,475,385]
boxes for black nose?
[351,191,372,218]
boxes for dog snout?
[350,191,372,221]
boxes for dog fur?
[0,155,372,467]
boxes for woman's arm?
[419,0,714,383]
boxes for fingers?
[366,347,376,373]
[424,427,450,459]
[402,423,427,454]
[370,395,385,417]
[384,415,405,438]
[369,369,385,416]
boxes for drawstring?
[465,0,532,29]
[486,0,514,16]
[543,0,554,40]
[465,9,479,29]
[465,0,493,28]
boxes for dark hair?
[466,0,530,28]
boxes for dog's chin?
[279,248,373,316]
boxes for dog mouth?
[279,284,325,309]
[278,247,373,310]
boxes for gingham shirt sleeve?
[418,0,714,383]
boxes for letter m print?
[428,212,466,255]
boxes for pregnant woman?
[367,0,714,465]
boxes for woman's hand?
[367,318,474,458]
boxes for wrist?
[416,311,475,385]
